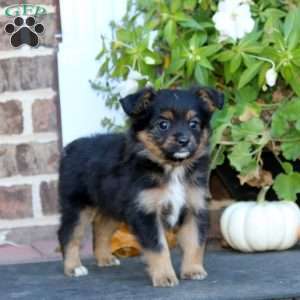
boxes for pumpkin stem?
[257,186,270,203]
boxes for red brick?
[0,144,17,178]
[0,185,32,219]
[16,142,59,175]
[0,55,56,92]
[40,180,58,215]
[0,100,23,134]
[0,15,12,50]
[32,98,57,133]
[0,1,55,7]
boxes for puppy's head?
[120,87,224,163]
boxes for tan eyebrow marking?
[186,110,197,120]
[160,110,174,120]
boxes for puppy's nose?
[176,135,190,146]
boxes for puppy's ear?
[119,88,155,117]
[193,87,224,113]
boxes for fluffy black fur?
[58,87,223,282]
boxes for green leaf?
[167,58,185,73]
[236,86,258,103]
[210,146,225,170]
[171,0,181,13]
[271,113,289,137]
[281,140,300,161]
[292,49,300,67]
[179,18,203,30]
[230,54,242,73]
[216,50,235,62]
[231,117,265,142]
[198,44,221,57]
[164,20,177,46]
[282,162,293,175]
[238,62,262,89]
[228,142,254,172]
[210,105,234,129]
[183,0,197,10]
[273,172,300,201]
[210,124,227,149]
[195,64,209,85]
[284,8,300,48]
[198,57,214,70]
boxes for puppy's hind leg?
[58,207,95,277]
[93,213,120,267]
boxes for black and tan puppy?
[57,87,224,287]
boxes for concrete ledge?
[0,246,300,299]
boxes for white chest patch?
[161,166,186,227]
[137,167,186,227]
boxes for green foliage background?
[93,0,300,201]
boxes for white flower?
[148,30,158,51]
[144,56,156,65]
[265,67,278,87]
[212,0,255,41]
[114,69,148,98]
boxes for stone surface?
[0,144,17,178]
[0,55,56,93]
[0,185,32,219]
[32,98,57,132]
[0,100,23,134]
[40,180,58,215]
[1,247,300,300]
[16,141,59,175]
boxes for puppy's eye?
[157,120,171,131]
[189,119,200,129]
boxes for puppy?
[57,87,224,287]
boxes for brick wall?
[0,1,61,243]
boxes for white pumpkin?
[221,188,300,252]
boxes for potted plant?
[92,0,300,253]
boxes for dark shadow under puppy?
[57,87,224,287]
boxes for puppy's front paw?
[151,271,179,287]
[65,265,89,277]
[97,255,120,267]
[181,265,207,280]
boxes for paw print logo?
[4,16,44,48]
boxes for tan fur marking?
[186,110,197,120]
[138,187,166,214]
[64,208,96,276]
[186,186,207,213]
[198,90,215,112]
[161,110,174,120]
[137,131,166,163]
[177,213,207,280]
[93,213,120,266]
[143,227,178,287]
